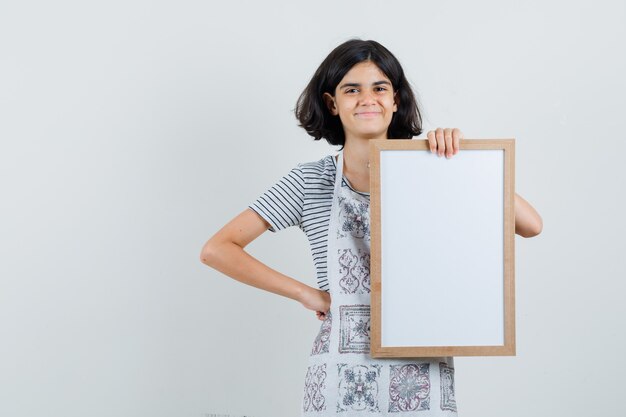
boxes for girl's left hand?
[426,128,464,158]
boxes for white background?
[1,1,625,416]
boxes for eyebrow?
[338,80,392,89]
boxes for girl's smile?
[355,111,382,118]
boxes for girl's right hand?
[426,127,463,158]
[299,286,331,321]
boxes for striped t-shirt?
[248,154,370,292]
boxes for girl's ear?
[393,91,398,113]
[323,92,338,116]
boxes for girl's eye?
[375,86,388,92]
[346,88,359,94]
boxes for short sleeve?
[248,164,305,232]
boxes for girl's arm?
[200,208,331,318]
[514,193,543,237]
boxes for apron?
[302,152,458,416]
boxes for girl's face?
[323,61,398,143]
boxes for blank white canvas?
[380,149,504,347]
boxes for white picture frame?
[369,139,516,357]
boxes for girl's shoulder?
[298,154,335,168]
[296,154,337,187]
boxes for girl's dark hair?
[295,39,422,147]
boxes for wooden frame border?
[369,139,516,357]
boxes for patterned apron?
[302,151,458,416]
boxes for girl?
[201,39,542,416]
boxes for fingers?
[444,128,453,158]
[427,130,436,153]
[436,128,446,157]
[452,127,463,155]
[427,128,446,157]
[316,311,327,321]
[427,127,464,158]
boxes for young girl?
[201,39,542,416]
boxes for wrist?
[295,282,312,303]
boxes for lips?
[355,111,381,118]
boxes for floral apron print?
[302,152,458,416]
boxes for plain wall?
[1,1,625,416]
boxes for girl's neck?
[342,137,380,177]
[334,137,381,194]
[343,142,369,177]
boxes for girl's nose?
[359,91,376,105]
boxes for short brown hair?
[295,39,422,147]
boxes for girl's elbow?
[532,215,544,236]
[200,241,220,266]
[522,217,543,238]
